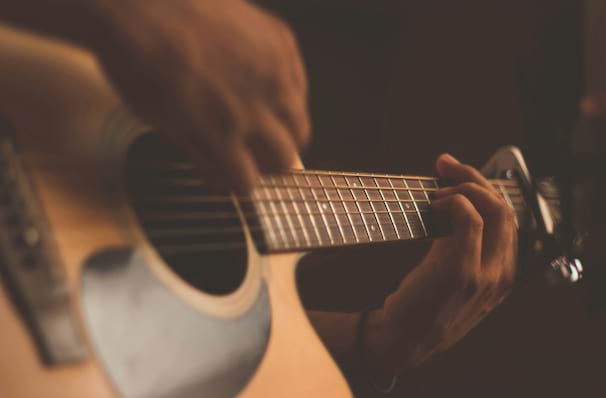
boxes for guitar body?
[0,26,351,398]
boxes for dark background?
[257,1,606,397]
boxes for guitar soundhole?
[125,133,248,296]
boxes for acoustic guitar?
[0,26,565,398]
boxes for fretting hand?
[364,154,518,374]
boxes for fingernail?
[441,153,459,164]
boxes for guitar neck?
[245,170,526,253]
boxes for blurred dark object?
[573,0,606,311]
[544,0,606,311]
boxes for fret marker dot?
[353,183,358,187]
[370,225,376,231]
[322,203,329,210]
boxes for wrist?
[363,309,402,376]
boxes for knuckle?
[451,194,484,230]
[460,182,480,192]
[495,203,515,225]
[450,193,469,209]
[465,210,484,231]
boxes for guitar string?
[142,201,532,253]
[129,163,524,189]
[128,184,530,202]
[145,208,526,240]
[138,202,529,222]
[128,166,555,253]
[128,161,521,184]
[136,211,546,253]
[143,210,528,244]
[130,181,521,194]
[133,196,540,207]
[134,193,543,236]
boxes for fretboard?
[245,170,527,253]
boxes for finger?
[264,29,310,147]
[430,194,483,275]
[215,138,261,193]
[273,18,308,94]
[273,90,311,149]
[434,183,515,262]
[246,105,300,173]
[177,128,260,193]
[436,154,496,194]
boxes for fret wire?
[132,184,528,205]
[259,182,437,192]
[138,211,471,255]
[145,215,435,240]
[291,169,439,182]
[284,182,308,245]
[364,181,387,240]
[272,180,302,248]
[131,161,520,188]
[321,179,348,244]
[137,180,519,195]
[143,201,531,252]
[133,160,450,183]
[404,178,428,236]
[143,214,437,240]
[297,184,323,246]
[420,178,434,234]
[137,177,439,192]
[266,198,430,204]
[141,205,527,221]
[139,195,433,205]
[252,190,281,249]
[350,176,375,241]
[133,159,541,252]
[376,177,401,240]
[333,175,361,243]
[258,217,422,237]
[136,195,540,207]
[257,190,284,249]
[388,178,414,238]
[264,186,292,249]
[283,178,312,247]
[307,174,335,245]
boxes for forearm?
[0,0,115,49]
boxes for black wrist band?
[355,308,398,395]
